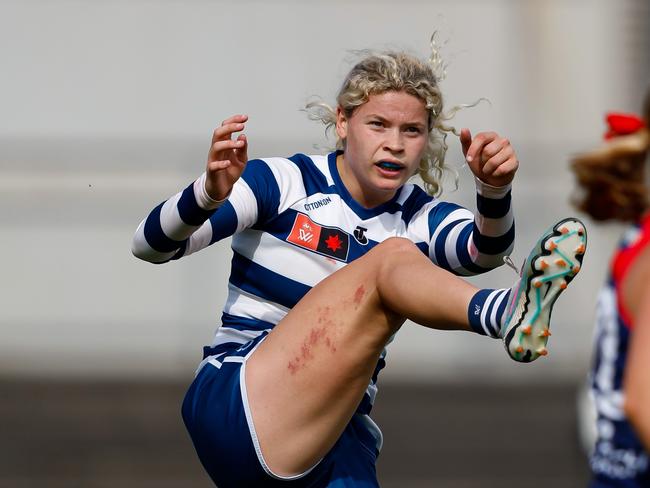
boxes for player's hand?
[205,114,249,201]
[460,128,518,187]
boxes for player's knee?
[373,236,419,257]
[370,237,421,277]
[358,238,421,289]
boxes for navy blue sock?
[467,288,511,338]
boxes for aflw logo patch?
[287,213,350,262]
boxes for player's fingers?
[460,128,472,158]
[210,138,245,152]
[234,134,248,165]
[212,122,246,143]
[465,131,497,164]
[480,137,510,161]
[221,114,248,126]
[209,139,245,159]
[206,159,232,173]
[481,151,511,175]
[491,157,519,177]
[234,134,248,163]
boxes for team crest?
[287,213,350,262]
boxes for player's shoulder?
[398,183,469,225]
[250,152,335,189]
[250,152,325,172]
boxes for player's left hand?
[460,129,518,187]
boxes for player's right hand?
[205,114,249,201]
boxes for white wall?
[1,0,648,381]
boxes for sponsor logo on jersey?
[287,213,349,261]
[353,226,369,245]
[304,196,333,212]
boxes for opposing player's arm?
[623,259,650,452]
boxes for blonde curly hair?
[305,44,459,197]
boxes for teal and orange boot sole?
[502,218,587,362]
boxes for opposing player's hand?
[460,128,518,187]
[205,114,249,201]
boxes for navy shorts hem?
[182,336,380,487]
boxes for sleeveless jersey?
[589,214,650,486]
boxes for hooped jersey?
[132,151,515,449]
[589,214,650,486]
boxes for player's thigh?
[244,241,406,474]
[182,345,378,488]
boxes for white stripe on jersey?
[160,193,201,240]
[428,208,474,263]
[400,199,437,242]
[474,211,515,237]
[396,183,417,205]
[184,221,214,257]
[264,157,309,213]
[210,326,269,348]
[232,230,345,287]
[443,219,473,272]
[429,208,474,245]
[309,154,335,186]
[224,283,289,324]
[228,178,259,233]
[131,220,178,263]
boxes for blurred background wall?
[2,1,650,486]
[1,0,649,383]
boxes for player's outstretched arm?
[131,115,249,263]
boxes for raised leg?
[245,237,477,477]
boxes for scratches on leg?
[353,284,365,309]
[287,308,338,374]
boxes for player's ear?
[335,107,348,140]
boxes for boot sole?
[503,218,587,362]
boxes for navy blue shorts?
[182,336,381,488]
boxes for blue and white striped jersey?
[132,150,514,443]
